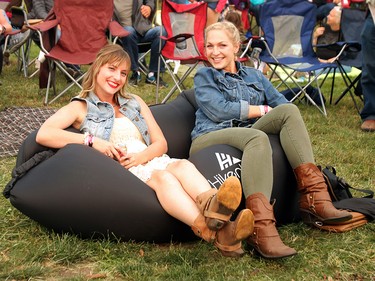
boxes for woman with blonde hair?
[191,21,352,259]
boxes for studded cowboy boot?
[196,176,242,231]
[246,193,297,259]
[294,163,352,226]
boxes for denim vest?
[191,62,288,140]
[72,92,151,145]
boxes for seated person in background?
[313,5,341,63]
[2,0,32,64]
[23,0,54,69]
[189,0,227,28]
[224,10,247,43]
[35,44,255,257]
[311,0,340,21]
[225,10,256,67]
[114,0,168,88]
[0,8,12,84]
[27,0,53,20]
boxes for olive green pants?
[190,104,314,199]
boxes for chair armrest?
[109,21,129,38]
[337,41,361,52]
[161,33,194,42]
[314,41,362,64]
[315,41,361,52]
[28,19,59,32]
[27,19,43,26]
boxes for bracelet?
[259,105,265,116]
[259,105,270,116]
[88,135,94,147]
[83,132,94,147]
[264,105,269,114]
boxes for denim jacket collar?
[86,91,130,107]
[217,61,247,77]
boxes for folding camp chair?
[324,8,366,113]
[157,0,208,104]
[258,0,336,116]
[2,0,34,78]
[30,0,128,105]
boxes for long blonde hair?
[79,44,131,99]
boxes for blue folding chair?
[321,8,366,113]
[258,0,336,116]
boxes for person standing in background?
[359,0,375,132]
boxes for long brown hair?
[79,44,131,99]
[224,11,245,35]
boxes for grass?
[0,48,374,281]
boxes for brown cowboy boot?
[191,214,217,243]
[196,176,242,231]
[214,209,255,257]
[246,193,297,259]
[294,163,352,226]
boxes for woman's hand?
[117,152,143,169]
[315,27,325,38]
[248,105,273,119]
[91,138,121,160]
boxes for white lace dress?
[109,117,178,182]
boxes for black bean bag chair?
[4,90,300,243]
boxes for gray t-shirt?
[114,0,133,27]
[316,25,340,60]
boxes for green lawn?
[0,49,374,281]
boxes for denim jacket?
[72,92,151,145]
[191,62,288,140]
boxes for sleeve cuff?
[240,100,249,120]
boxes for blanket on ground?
[0,107,57,157]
